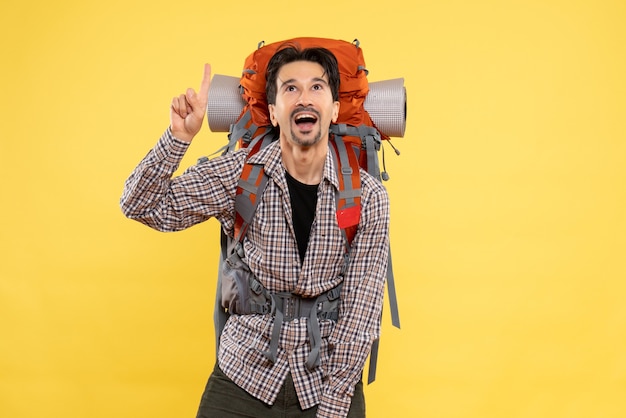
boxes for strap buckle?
[274,293,301,322]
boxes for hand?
[170,63,211,143]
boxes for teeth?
[296,113,316,120]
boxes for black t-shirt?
[284,171,319,264]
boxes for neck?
[280,138,327,185]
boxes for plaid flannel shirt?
[120,128,389,417]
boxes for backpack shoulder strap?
[329,134,362,248]
[330,128,401,384]
[329,136,383,384]
[232,134,274,241]
[214,135,272,356]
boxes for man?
[120,45,389,418]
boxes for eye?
[286,85,297,92]
[312,84,323,91]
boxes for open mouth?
[293,111,319,131]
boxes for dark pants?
[196,364,365,417]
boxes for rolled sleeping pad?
[207,74,406,138]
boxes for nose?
[296,89,313,107]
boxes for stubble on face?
[288,106,323,147]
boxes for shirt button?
[293,319,299,324]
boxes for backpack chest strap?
[260,284,342,371]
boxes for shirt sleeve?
[317,174,391,418]
[120,127,242,233]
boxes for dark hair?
[265,44,340,105]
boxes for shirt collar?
[245,140,340,190]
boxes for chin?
[290,130,323,147]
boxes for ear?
[268,104,278,127]
[331,100,340,123]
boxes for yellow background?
[1,0,625,417]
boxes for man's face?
[268,60,340,148]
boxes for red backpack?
[208,37,403,383]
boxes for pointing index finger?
[198,63,212,102]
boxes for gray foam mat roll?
[364,78,406,138]
[207,74,406,137]
[206,74,245,133]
